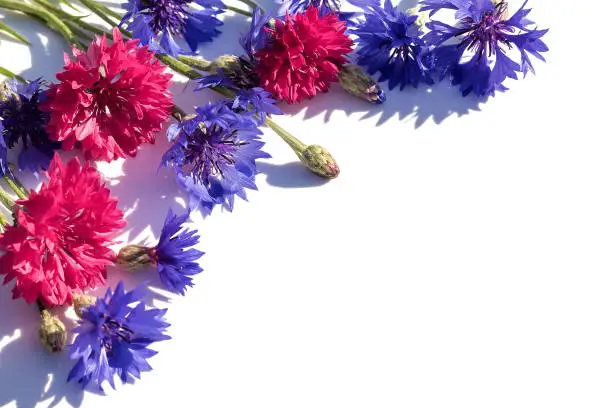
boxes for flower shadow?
[280,79,483,128]
[258,161,330,188]
[0,285,86,408]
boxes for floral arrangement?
[0,0,548,393]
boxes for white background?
[1,0,612,407]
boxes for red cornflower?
[44,27,173,162]
[254,7,353,104]
[0,154,125,307]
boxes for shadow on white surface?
[0,285,86,408]
[258,161,330,188]
[281,80,484,127]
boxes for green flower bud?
[298,145,340,179]
[72,293,96,318]
[0,80,14,102]
[117,245,156,270]
[339,65,386,104]
[210,55,259,89]
[39,310,67,353]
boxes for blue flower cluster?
[346,0,548,97]
[121,0,226,57]
[0,78,59,175]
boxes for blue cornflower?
[0,78,59,174]
[121,0,226,57]
[232,88,282,125]
[350,0,432,90]
[422,0,549,97]
[239,8,272,60]
[161,101,270,215]
[195,71,281,125]
[68,282,170,390]
[153,209,204,295]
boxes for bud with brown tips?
[339,64,386,104]
[39,310,67,353]
[117,244,156,270]
[298,145,340,179]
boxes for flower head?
[117,209,204,295]
[253,6,353,104]
[68,282,170,390]
[0,78,59,173]
[153,209,204,294]
[121,0,225,57]
[161,101,270,215]
[43,28,173,162]
[351,0,431,90]
[0,155,125,306]
[422,0,549,96]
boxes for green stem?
[0,0,74,44]
[265,117,307,153]
[177,55,213,72]
[237,0,263,12]
[0,185,15,210]
[85,0,123,20]
[225,4,252,17]
[76,0,120,27]
[155,53,201,80]
[32,0,105,36]
[3,175,27,199]
[0,212,7,228]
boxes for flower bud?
[338,65,386,104]
[0,81,15,103]
[117,245,156,270]
[210,55,260,89]
[39,310,67,353]
[299,145,340,179]
[72,293,96,318]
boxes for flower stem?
[89,0,123,20]
[32,0,105,36]
[265,118,307,153]
[3,175,27,199]
[236,0,263,12]
[225,4,252,17]
[0,184,15,210]
[0,212,7,228]
[0,0,74,44]
[177,55,213,72]
[76,0,121,27]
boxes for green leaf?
[0,66,25,82]
[0,21,30,45]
